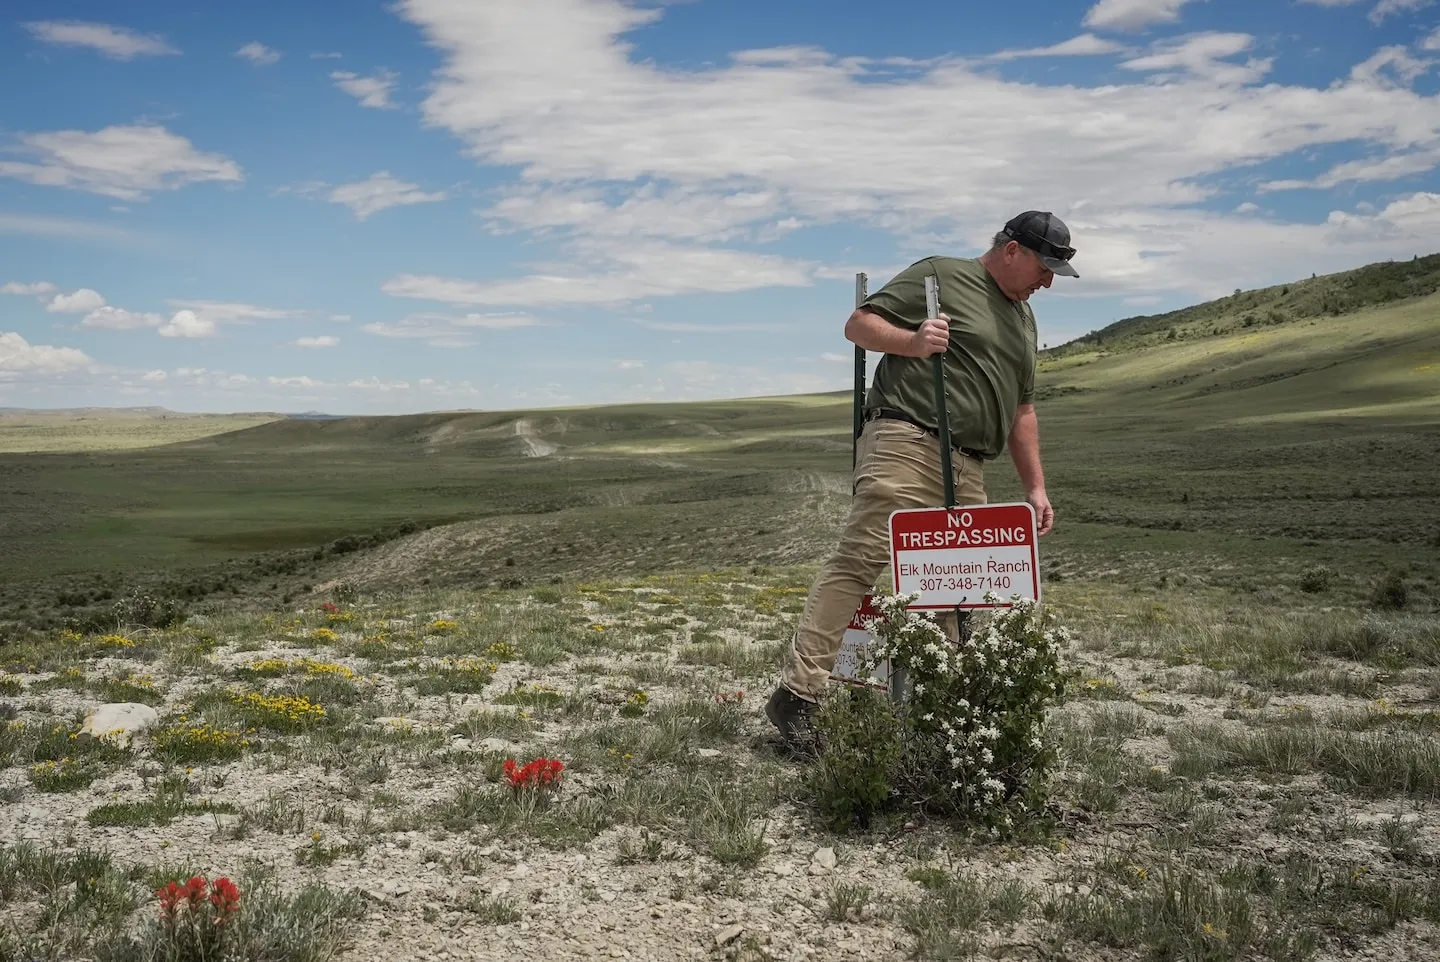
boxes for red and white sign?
[829,593,893,691]
[889,502,1040,610]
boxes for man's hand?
[1028,489,1055,537]
[910,314,950,356]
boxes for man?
[765,210,1077,756]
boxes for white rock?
[374,716,423,729]
[695,748,721,758]
[812,848,837,870]
[716,924,745,946]
[78,703,158,747]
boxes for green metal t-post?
[852,272,867,469]
[925,275,955,509]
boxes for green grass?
[0,412,280,454]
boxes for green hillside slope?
[1038,290,1440,422]
[1050,252,1440,357]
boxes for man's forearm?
[1009,404,1046,493]
[845,309,920,357]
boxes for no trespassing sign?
[888,502,1040,610]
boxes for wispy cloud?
[0,213,138,245]
[328,172,447,219]
[236,42,280,65]
[79,306,164,330]
[0,125,242,201]
[989,34,1129,61]
[1297,0,1436,24]
[1368,0,1435,24]
[0,281,56,296]
[383,243,813,309]
[294,336,339,348]
[361,311,541,347]
[1119,32,1271,85]
[166,300,304,324]
[331,69,399,109]
[23,20,178,60]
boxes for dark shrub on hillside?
[1370,570,1408,611]
[1299,565,1335,594]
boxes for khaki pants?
[780,418,987,702]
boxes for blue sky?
[1,0,1437,414]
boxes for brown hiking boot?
[764,685,820,758]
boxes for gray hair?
[989,231,1013,252]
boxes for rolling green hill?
[1049,252,1440,357]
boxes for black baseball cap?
[1003,211,1079,278]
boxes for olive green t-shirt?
[862,256,1037,460]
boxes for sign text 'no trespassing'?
[888,502,1040,610]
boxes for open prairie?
[0,260,1438,961]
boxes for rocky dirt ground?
[1,572,1438,961]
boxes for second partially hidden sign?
[889,502,1040,611]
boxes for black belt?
[865,407,986,461]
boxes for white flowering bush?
[814,591,1072,833]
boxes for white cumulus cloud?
[1083,0,1204,32]
[236,42,281,65]
[46,288,106,314]
[294,336,339,348]
[142,370,167,381]
[158,310,218,339]
[0,332,92,376]
[328,172,447,219]
[331,69,399,108]
[0,125,243,201]
[23,20,178,59]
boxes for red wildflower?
[321,602,340,613]
[503,757,565,792]
[184,875,209,906]
[209,877,242,922]
[156,881,186,921]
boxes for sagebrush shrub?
[1370,570,1408,610]
[805,687,901,831]
[813,592,1072,833]
[1298,565,1334,594]
[112,588,186,630]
